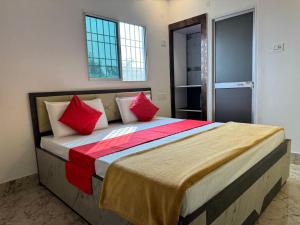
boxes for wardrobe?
[169,14,208,120]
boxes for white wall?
[168,0,300,153]
[0,0,170,183]
[1,0,300,184]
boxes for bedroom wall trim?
[0,174,38,198]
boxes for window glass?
[85,16,120,79]
[85,15,147,81]
[119,22,146,81]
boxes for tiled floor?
[256,164,300,225]
[1,165,299,225]
[0,183,87,225]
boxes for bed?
[29,88,291,225]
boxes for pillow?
[130,92,159,122]
[116,94,151,124]
[45,98,108,137]
[59,96,102,135]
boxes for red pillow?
[59,96,102,135]
[130,92,159,122]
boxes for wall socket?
[272,43,285,53]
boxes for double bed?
[29,88,291,225]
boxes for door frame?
[212,8,257,123]
[169,14,208,120]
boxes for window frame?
[83,12,148,82]
[84,13,122,81]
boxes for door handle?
[245,81,254,88]
[215,82,254,89]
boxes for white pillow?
[45,98,108,137]
[116,95,151,124]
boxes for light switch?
[161,40,167,48]
[272,43,285,53]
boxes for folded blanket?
[100,122,283,225]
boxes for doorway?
[169,14,208,120]
[213,10,255,123]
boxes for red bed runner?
[66,120,212,194]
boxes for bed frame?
[29,88,291,225]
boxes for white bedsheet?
[41,117,181,160]
[41,117,285,217]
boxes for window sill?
[88,77,148,82]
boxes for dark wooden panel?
[241,178,282,225]
[179,139,289,225]
[261,178,282,213]
[242,210,259,225]
[169,14,207,31]
[169,14,208,120]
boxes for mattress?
[41,117,181,160]
[41,117,285,217]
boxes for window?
[120,22,146,81]
[85,15,147,81]
[85,16,120,79]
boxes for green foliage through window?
[120,22,146,81]
[85,15,147,81]
[85,16,120,79]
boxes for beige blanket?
[100,122,283,225]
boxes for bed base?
[36,140,290,225]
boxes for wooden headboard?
[29,88,151,147]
